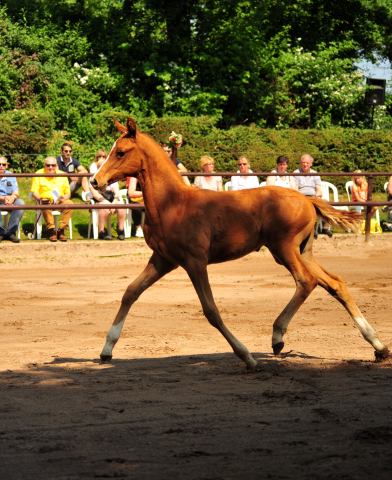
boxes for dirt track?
[1,234,392,479]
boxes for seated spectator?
[293,154,331,238]
[89,159,126,240]
[89,149,107,175]
[31,157,74,242]
[230,156,259,190]
[352,170,378,217]
[56,143,89,196]
[387,176,392,201]
[194,156,223,191]
[266,155,296,189]
[162,143,191,186]
[293,154,322,197]
[0,156,25,243]
[127,177,144,238]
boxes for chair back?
[345,181,353,201]
[119,188,129,204]
[224,181,232,191]
[385,182,389,193]
[82,191,94,203]
[259,181,267,187]
[321,181,339,202]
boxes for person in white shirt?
[230,156,259,190]
[266,155,296,189]
[89,149,107,176]
[89,157,126,240]
[193,156,223,191]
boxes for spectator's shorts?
[69,180,81,195]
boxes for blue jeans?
[0,198,25,236]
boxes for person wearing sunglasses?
[0,156,25,243]
[230,156,260,190]
[89,149,108,176]
[56,143,89,196]
[31,157,74,242]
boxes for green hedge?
[0,109,54,172]
[1,109,392,192]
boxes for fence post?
[365,175,374,242]
[171,146,177,167]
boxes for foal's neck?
[137,135,187,209]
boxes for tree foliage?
[0,1,391,132]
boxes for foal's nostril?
[91,178,98,188]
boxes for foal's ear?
[126,117,137,138]
[114,118,128,135]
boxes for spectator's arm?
[315,184,322,198]
[289,176,297,190]
[32,192,42,202]
[90,183,105,202]
[388,177,392,197]
[352,183,362,202]
[127,177,142,199]
[217,180,223,192]
[111,184,121,204]
[266,174,276,186]
[177,162,187,173]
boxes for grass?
[2,179,391,241]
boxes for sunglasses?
[238,163,248,166]
[45,164,56,167]
[63,150,72,153]
[0,163,7,166]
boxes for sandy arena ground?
[1,234,392,480]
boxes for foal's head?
[92,117,143,190]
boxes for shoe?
[99,230,112,240]
[322,228,333,238]
[135,227,144,238]
[0,235,4,242]
[8,234,20,243]
[57,228,67,242]
[314,233,318,240]
[49,229,57,242]
[118,229,125,241]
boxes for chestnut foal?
[91,118,389,370]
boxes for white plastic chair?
[1,211,21,239]
[82,191,112,240]
[259,181,266,187]
[29,192,72,239]
[224,181,231,191]
[316,181,349,233]
[119,189,145,237]
[384,182,392,222]
[345,181,380,224]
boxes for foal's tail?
[309,198,363,233]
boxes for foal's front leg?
[185,259,258,371]
[100,253,176,363]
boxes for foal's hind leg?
[100,252,177,363]
[185,259,258,370]
[304,254,388,360]
[269,249,319,355]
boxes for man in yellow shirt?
[31,157,74,242]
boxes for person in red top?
[352,170,378,217]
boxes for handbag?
[101,190,115,203]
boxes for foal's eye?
[117,151,126,158]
